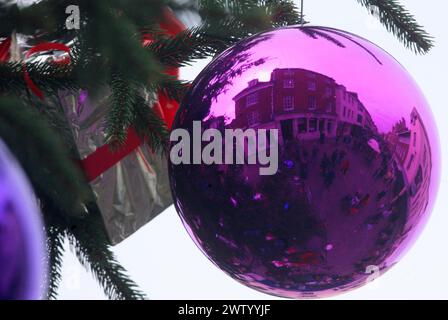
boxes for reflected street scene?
[169,27,439,298]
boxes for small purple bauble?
[0,140,45,300]
[168,27,440,298]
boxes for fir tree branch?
[132,95,170,154]
[265,0,304,27]
[40,182,145,300]
[0,97,89,219]
[66,208,146,300]
[148,27,228,67]
[0,61,79,96]
[152,74,190,103]
[197,0,302,30]
[356,0,434,53]
[105,74,138,147]
[45,226,66,300]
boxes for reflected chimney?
[248,79,259,87]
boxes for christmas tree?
[0,0,433,300]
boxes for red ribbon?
[23,42,71,100]
[0,37,12,62]
[80,128,142,182]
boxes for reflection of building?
[232,68,376,144]
[335,85,375,136]
[386,118,410,164]
[386,108,432,230]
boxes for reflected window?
[308,96,317,110]
[285,69,295,76]
[327,121,333,134]
[343,107,347,117]
[283,96,294,111]
[325,86,333,96]
[284,79,294,88]
[308,81,317,91]
[357,114,363,124]
[307,71,316,78]
[309,118,317,132]
[298,118,307,133]
[247,111,260,127]
[414,166,423,192]
[413,132,417,147]
[326,101,333,113]
[246,93,258,107]
[407,153,415,170]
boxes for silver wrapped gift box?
[4,18,181,245]
[59,90,173,245]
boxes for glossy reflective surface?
[0,141,44,300]
[169,27,440,298]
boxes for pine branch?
[132,95,170,154]
[0,61,79,96]
[168,0,302,47]
[197,0,302,31]
[356,0,434,54]
[66,209,146,300]
[39,178,145,300]
[153,74,190,103]
[265,0,304,27]
[0,97,89,219]
[105,75,138,146]
[148,27,228,67]
[45,226,66,300]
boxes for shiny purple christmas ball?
[168,27,440,298]
[0,140,45,300]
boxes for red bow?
[0,38,71,100]
[23,42,71,100]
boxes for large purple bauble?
[0,140,45,300]
[168,27,440,298]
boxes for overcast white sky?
[58,0,448,300]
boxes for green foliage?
[0,0,434,300]
[132,95,170,154]
[105,75,138,146]
[0,97,88,220]
[356,0,434,53]
[0,61,78,95]
[148,27,229,67]
[45,226,65,300]
[66,208,146,300]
